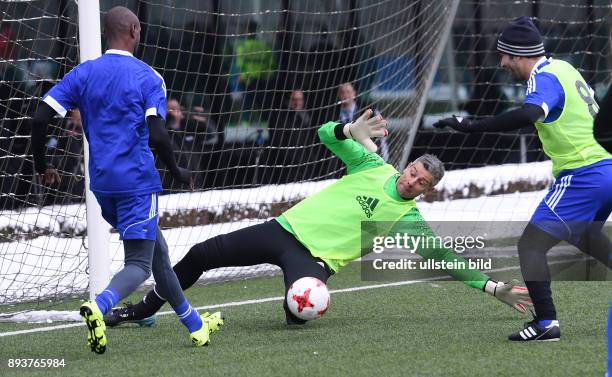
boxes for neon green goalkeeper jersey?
[532,59,611,177]
[276,121,489,290]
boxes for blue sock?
[537,319,554,327]
[174,299,202,333]
[94,288,119,315]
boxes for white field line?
[0,259,584,338]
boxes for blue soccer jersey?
[523,57,565,123]
[43,49,166,196]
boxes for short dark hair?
[413,154,444,187]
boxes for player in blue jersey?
[30,6,222,353]
[435,16,612,342]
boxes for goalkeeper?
[107,110,532,327]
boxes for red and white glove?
[342,109,388,152]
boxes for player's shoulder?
[66,58,95,75]
[527,69,562,96]
[58,59,95,84]
[132,58,164,82]
[532,71,560,85]
[536,58,578,80]
[547,58,575,70]
[131,59,167,95]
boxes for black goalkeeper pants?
[139,220,332,324]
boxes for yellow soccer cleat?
[80,300,107,354]
[190,318,211,347]
[201,311,225,333]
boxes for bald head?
[104,6,141,53]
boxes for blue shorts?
[95,193,159,241]
[530,159,612,245]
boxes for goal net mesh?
[0,0,458,307]
[2,0,611,310]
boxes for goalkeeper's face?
[396,162,433,199]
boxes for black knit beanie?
[497,16,545,57]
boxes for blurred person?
[46,109,85,204]
[234,19,277,121]
[337,83,389,161]
[338,83,359,124]
[162,97,215,189]
[268,89,314,183]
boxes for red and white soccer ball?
[286,277,331,321]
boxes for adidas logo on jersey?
[356,196,379,218]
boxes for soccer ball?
[286,277,331,321]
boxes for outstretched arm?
[317,110,387,174]
[433,103,544,133]
[392,208,533,314]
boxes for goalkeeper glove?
[343,109,388,152]
[432,115,472,132]
[484,279,533,314]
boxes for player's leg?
[507,223,562,342]
[517,224,560,317]
[575,218,612,270]
[148,226,212,346]
[508,174,570,342]
[278,239,332,325]
[510,166,611,341]
[81,194,158,353]
[94,193,159,314]
[574,163,612,269]
[108,220,291,323]
[577,230,612,269]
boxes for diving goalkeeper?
[106,110,532,327]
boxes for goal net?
[2,0,611,315]
[0,0,458,310]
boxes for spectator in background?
[166,97,185,134]
[234,20,277,122]
[47,109,84,204]
[163,97,216,190]
[336,82,389,161]
[267,89,314,183]
[337,82,360,124]
[0,80,52,209]
[269,90,311,145]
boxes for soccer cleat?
[80,300,107,354]
[508,319,560,342]
[190,317,211,347]
[104,302,157,328]
[201,311,225,333]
